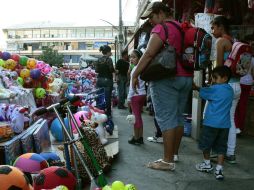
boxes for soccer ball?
[33,166,76,190]
[0,165,32,190]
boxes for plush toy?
[4,104,28,133]
[48,78,63,94]
[91,110,108,145]
[0,103,8,121]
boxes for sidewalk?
[106,107,254,190]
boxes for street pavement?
[105,107,254,190]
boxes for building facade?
[2,22,135,65]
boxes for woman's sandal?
[147,159,175,171]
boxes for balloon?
[30,69,41,79]
[4,59,17,70]
[11,54,20,62]
[1,52,11,60]
[124,184,137,190]
[13,153,49,173]
[19,56,28,66]
[112,181,125,190]
[35,88,46,99]
[27,58,37,69]
[20,68,30,78]
[50,118,70,141]
[17,77,24,86]
[0,59,5,67]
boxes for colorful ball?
[19,56,28,66]
[50,118,70,141]
[124,184,137,190]
[11,54,20,62]
[17,77,24,86]
[54,185,69,190]
[35,88,46,99]
[13,153,49,173]
[1,52,11,60]
[0,59,5,67]
[0,165,32,190]
[30,68,41,79]
[20,68,30,79]
[4,59,17,70]
[27,58,37,69]
[33,166,76,190]
[112,181,125,190]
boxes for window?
[7,30,15,39]
[86,28,94,38]
[24,30,32,38]
[66,29,76,38]
[105,28,113,38]
[41,29,50,38]
[77,29,86,38]
[33,29,41,38]
[95,28,104,38]
[58,29,67,38]
[16,31,24,39]
[50,29,58,38]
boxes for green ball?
[17,77,24,86]
[124,184,137,190]
[112,181,125,190]
[19,56,28,66]
[35,88,46,99]
[0,59,5,67]
[102,185,112,190]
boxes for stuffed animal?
[3,104,28,134]
[48,78,63,94]
[90,110,108,145]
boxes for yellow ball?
[112,181,125,190]
[124,184,137,190]
[20,68,30,79]
[4,59,17,70]
[27,58,37,69]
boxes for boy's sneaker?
[196,162,213,172]
[225,155,236,164]
[215,169,224,180]
[147,136,163,143]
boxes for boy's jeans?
[227,82,241,156]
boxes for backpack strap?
[165,21,184,55]
[161,23,169,45]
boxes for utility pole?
[118,0,124,58]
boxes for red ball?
[11,54,20,62]
[33,166,76,190]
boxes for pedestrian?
[194,66,233,180]
[210,15,240,164]
[132,1,193,170]
[95,45,115,118]
[115,50,130,109]
[127,49,146,145]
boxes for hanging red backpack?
[224,42,253,76]
[170,21,213,71]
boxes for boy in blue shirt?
[193,66,234,180]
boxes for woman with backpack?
[132,1,193,171]
[95,45,115,118]
[210,16,240,164]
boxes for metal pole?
[173,0,176,19]
[118,0,124,56]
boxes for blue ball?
[40,152,61,162]
[1,52,11,60]
[50,118,70,141]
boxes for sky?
[0,0,137,49]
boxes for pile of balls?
[0,51,53,99]
[99,181,137,190]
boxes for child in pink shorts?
[127,49,146,144]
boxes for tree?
[38,47,64,67]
